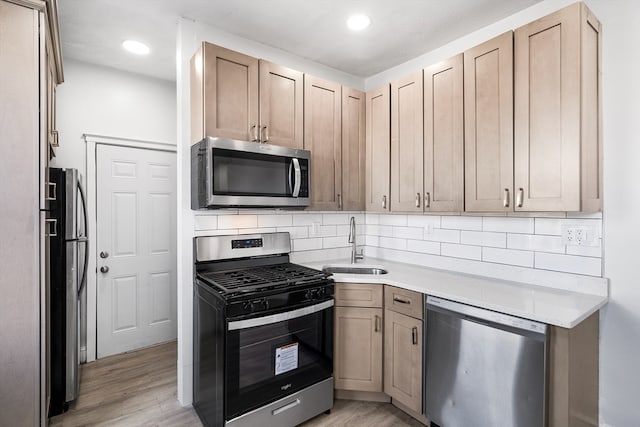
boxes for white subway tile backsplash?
[406,215,441,228]
[535,252,602,276]
[566,241,602,257]
[379,214,408,226]
[379,236,408,250]
[460,231,506,248]
[292,238,323,252]
[424,228,460,243]
[323,236,350,249]
[392,226,425,239]
[257,214,292,228]
[292,214,323,226]
[407,239,440,255]
[441,216,483,231]
[534,218,563,235]
[483,217,534,234]
[217,215,258,229]
[276,226,309,239]
[192,210,603,282]
[323,213,350,225]
[441,243,482,260]
[366,224,394,237]
[482,247,534,267]
[507,234,565,254]
[194,215,218,231]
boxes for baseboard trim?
[335,389,391,403]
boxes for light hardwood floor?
[50,341,423,427]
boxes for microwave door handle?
[292,158,301,198]
[288,161,293,194]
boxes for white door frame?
[84,134,176,362]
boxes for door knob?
[100,266,109,273]
[100,251,109,259]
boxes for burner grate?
[197,263,327,295]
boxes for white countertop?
[302,257,608,328]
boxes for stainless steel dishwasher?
[424,296,547,427]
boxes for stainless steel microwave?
[191,137,311,209]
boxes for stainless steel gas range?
[193,232,334,427]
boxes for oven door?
[225,299,333,420]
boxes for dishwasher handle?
[426,296,547,336]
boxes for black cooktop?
[196,262,329,296]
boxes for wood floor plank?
[49,341,423,426]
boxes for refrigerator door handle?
[77,182,89,296]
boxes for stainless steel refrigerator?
[48,168,88,416]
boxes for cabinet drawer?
[335,283,383,308]
[384,285,423,319]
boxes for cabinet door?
[259,60,303,148]
[424,54,464,212]
[195,42,259,143]
[514,5,582,211]
[366,85,391,212]
[342,87,366,211]
[391,71,423,212]
[335,307,383,392]
[304,75,342,210]
[464,32,514,212]
[384,309,422,413]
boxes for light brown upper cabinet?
[464,32,514,212]
[391,72,424,212]
[424,55,464,212]
[366,85,391,212]
[190,43,304,148]
[514,3,601,212]
[342,87,366,211]
[304,75,342,210]
[259,60,304,149]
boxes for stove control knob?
[305,289,315,300]
[242,301,254,312]
[260,299,269,309]
[317,287,326,297]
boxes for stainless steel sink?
[322,266,388,275]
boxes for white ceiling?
[58,0,542,82]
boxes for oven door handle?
[228,300,334,331]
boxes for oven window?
[212,148,291,197]
[225,306,333,419]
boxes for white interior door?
[96,144,177,358]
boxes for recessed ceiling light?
[347,14,371,31]
[122,40,150,55]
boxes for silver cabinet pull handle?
[382,195,387,210]
[516,188,524,208]
[251,124,259,142]
[412,326,418,345]
[503,188,510,208]
[100,266,109,274]
[337,193,342,209]
[374,315,381,332]
[45,182,57,201]
[45,219,57,237]
[416,192,421,208]
[393,296,411,305]
[425,192,431,208]
[262,125,269,143]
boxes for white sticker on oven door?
[275,343,299,375]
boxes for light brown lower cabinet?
[334,306,383,392]
[384,308,422,413]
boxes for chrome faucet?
[348,216,364,264]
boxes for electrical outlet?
[561,225,597,246]
[309,221,321,237]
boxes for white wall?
[52,59,176,177]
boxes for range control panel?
[231,238,263,249]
